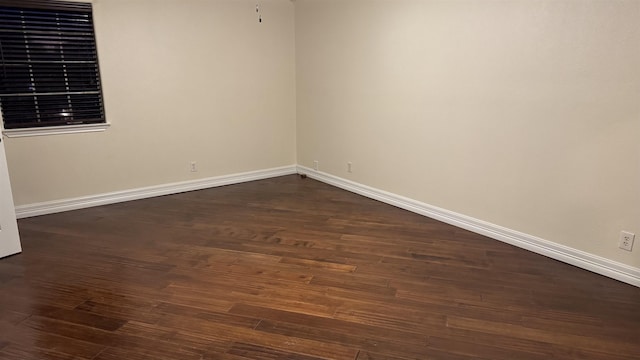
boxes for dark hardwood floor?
[1,175,639,359]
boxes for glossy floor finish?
[1,175,639,359]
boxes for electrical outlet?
[347,162,352,173]
[313,160,319,171]
[190,161,197,172]
[619,231,635,251]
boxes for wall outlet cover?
[619,231,635,252]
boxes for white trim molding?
[15,165,297,219]
[3,123,111,138]
[14,163,640,287]
[296,165,640,288]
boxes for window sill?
[2,123,110,138]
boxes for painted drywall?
[296,0,640,268]
[3,0,296,205]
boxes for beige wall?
[296,0,640,268]
[3,0,639,269]
[4,0,297,205]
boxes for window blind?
[0,0,105,129]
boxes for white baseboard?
[15,165,297,219]
[15,163,639,287]
[297,165,640,288]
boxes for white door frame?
[0,135,21,258]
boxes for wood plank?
[1,175,638,359]
[446,316,640,355]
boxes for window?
[0,0,105,133]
